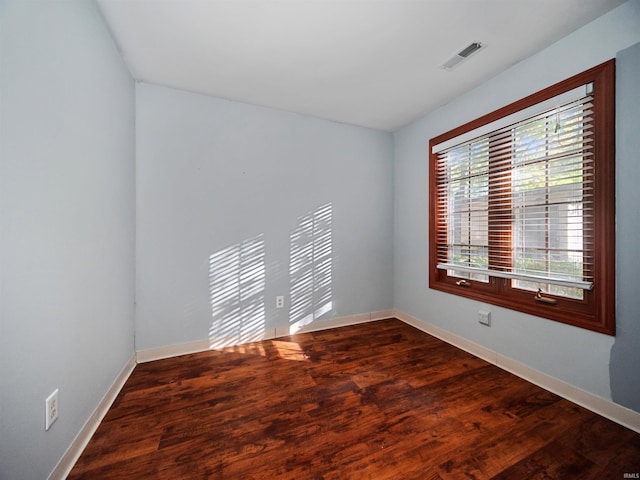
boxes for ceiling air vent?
[440,42,485,70]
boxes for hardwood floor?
[69,319,640,479]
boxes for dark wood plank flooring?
[69,319,640,479]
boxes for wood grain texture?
[69,319,640,479]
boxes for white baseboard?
[393,309,640,434]
[136,310,396,363]
[371,309,397,321]
[136,338,212,363]
[48,354,137,480]
[293,309,395,334]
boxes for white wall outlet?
[276,296,284,309]
[45,389,59,431]
[478,310,491,326]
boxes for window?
[429,60,615,335]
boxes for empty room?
[2,0,640,478]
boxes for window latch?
[456,279,471,287]
[534,288,557,305]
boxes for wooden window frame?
[429,60,615,335]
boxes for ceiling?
[97,0,625,132]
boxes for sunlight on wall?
[208,234,266,348]
[207,204,333,347]
[289,203,333,334]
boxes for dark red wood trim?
[429,60,616,335]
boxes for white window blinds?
[434,85,594,298]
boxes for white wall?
[0,1,135,479]
[135,83,394,352]
[394,0,640,409]
[610,40,640,412]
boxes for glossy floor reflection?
[69,319,640,479]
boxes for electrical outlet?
[45,389,59,431]
[478,310,491,326]
[276,296,284,309]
